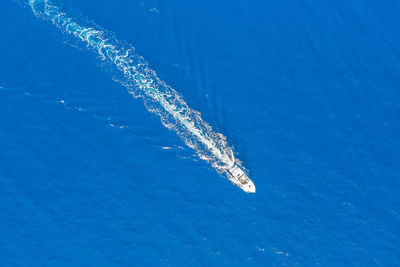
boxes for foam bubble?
[29,0,237,173]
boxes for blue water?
[1,0,399,266]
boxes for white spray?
[28,0,249,182]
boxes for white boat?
[226,165,256,193]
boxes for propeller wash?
[28,0,255,193]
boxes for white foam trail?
[29,0,238,173]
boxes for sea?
[0,0,399,266]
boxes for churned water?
[0,0,399,266]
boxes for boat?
[226,165,256,193]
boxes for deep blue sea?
[1,0,400,266]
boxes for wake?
[28,0,239,174]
